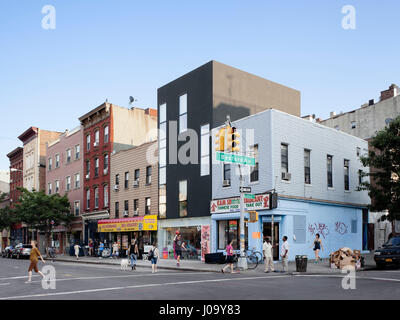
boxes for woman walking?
[221,239,238,274]
[311,233,323,263]
[25,240,46,283]
[174,234,186,267]
[150,242,159,273]
[88,239,94,256]
[129,240,139,270]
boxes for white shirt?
[152,246,159,258]
[263,242,273,258]
[281,241,289,257]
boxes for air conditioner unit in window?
[94,142,99,147]
[223,180,231,187]
[103,168,108,175]
[133,180,139,187]
[134,210,139,216]
[123,211,129,217]
[147,176,152,184]
[282,172,291,181]
[114,185,119,191]
[85,174,90,179]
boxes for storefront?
[158,216,211,260]
[97,215,158,258]
[82,210,110,247]
[211,193,366,261]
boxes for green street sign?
[244,194,255,200]
[216,151,255,166]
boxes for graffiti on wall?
[335,222,348,235]
[308,223,330,239]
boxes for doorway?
[263,222,279,261]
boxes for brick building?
[79,102,157,245]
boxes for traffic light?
[215,127,226,152]
[226,126,240,152]
[248,211,258,223]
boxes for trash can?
[295,255,308,272]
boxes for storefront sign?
[97,215,158,232]
[210,193,271,214]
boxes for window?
[351,220,357,233]
[223,164,231,186]
[48,183,52,195]
[66,149,71,163]
[134,199,139,214]
[115,202,119,218]
[74,201,80,216]
[104,185,108,207]
[179,94,187,133]
[344,159,350,191]
[281,144,288,179]
[351,121,356,129]
[124,200,129,215]
[94,158,99,177]
[358,170,363,185]
[179,180,188,217]
[218,220,248,250]
[124,172,129,188]
[250,144,259,182]
[94,130,99,146]
[146,166,152,184]
[66,176,71,191]
[86,160,90,178]
[145,198,151,215]
[55,180,59,193]
[55,154,60,168]
[159,103,166,123]
[134,169,140,182]
[115,174,119,186]
[74,173,80,188]
[104,154,109,172]
[48,158,52,171]
[159,167,166,185]
[86,189,90,209]
[304,149,311,184]
[200,124,210,176]
[94,187,99,208]
[159,185,166,219]
[356,147,360,157]
[327,155,333,188]
[75,145,80,160]
[86,135,91,151]
[104,125,109,143]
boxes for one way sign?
[239,187,251,193]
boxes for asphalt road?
[0,257,399,300]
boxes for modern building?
[211,109,371,261]
[319,84,400,249]
[157,60,301,260]
[97,140,159,257]
[46,126,84,253]
[17,127,62,246]
[79,102,157,245]
[6,147,24,245]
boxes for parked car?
[1,245,14,258]
[374,236,400,269]
[11,244,32,259]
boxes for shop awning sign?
[210,193,271,214]
[97,215,158,232]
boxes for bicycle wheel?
[247,251,263,269]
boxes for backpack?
[147,249,154,260]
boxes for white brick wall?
[212,109,370,206]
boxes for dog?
[120,259,129,271]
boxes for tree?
[359,116,400,226]
[13,188,74,248]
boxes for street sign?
[244,193,255,200]
[240,186,251,193]
[216,151,255,166]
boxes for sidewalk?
[47,253,376,274]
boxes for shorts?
[226,255,234,264]
[175,250,182,257]
[151,257,158,265]
[28,260,39,273]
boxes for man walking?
[280,236,289,273]
[263,237,274,273]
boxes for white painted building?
[211,109,371,261]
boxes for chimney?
[145,108,158,117]
[380,84,399,101]
[330,111,337,118]
[369,99,374,106]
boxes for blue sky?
[0,0,399,170]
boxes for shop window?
[179,180,187,217]
[217,220,248,250]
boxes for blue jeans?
[130,254,137,266]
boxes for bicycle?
[46,247,57,262]
[232,248,263,270]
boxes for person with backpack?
[148,242,159,273]
[174,234,186,267]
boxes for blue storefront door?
[262,221,280,260]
